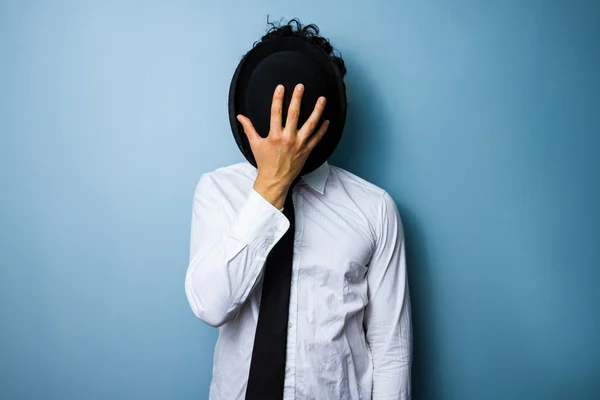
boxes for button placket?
[290,192,305,398]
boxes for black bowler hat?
[228,36,347,176]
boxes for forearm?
[185,186,290,327]
[370,287,413,399]
[371,355,411,399]
[184,237,270,327]
[253,175,291,211]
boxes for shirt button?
[288,322,292,329]
[265,237,273,245]
[285,367,291,373]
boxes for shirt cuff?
[230,188,291,250]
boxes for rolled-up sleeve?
[184,173,290,327]
[364,190,413,400]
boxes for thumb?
[236,114,261,144]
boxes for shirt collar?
[245,160,330,195]
[299,160,330,195]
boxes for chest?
[291,191,375,286]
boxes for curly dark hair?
[252,16,347,79]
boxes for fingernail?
[319,97,326,105]
[325,120,330,126]
[296,83,304,91]
[276,84,283,93]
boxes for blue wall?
[1,1,598,399]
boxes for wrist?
[254,174,291,194]
[253,178,290,210]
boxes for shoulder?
[329,164,387,196]
[201,161,252,181]
[327,164,402,236]
[193,161,255,195]
[328,164,396,209]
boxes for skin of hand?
[236,83,329,210]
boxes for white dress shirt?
[185,160,412,399]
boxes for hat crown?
[246,50,330,138]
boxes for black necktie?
[245,175,301,400]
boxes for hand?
[236,83,329,210]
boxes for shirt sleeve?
[184,173,291,327]
[364,190,413,400]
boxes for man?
[185,18,412,400]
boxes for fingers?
[284,83,304,132]
[236,114,261,144]
[270,84,284,133]
[298,96,326,141]
[305,119,330,152]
